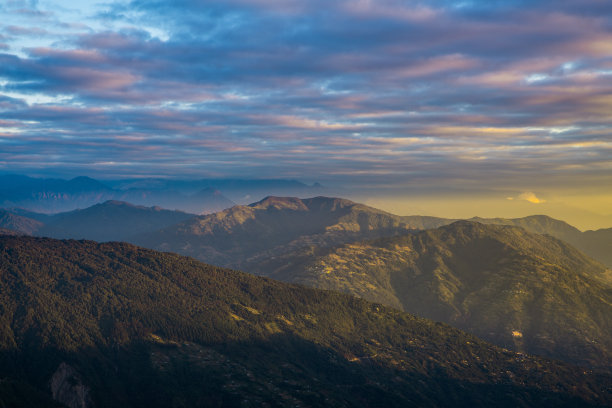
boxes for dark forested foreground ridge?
[0,236,611,407]
[255,221,612,369]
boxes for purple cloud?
[0,0,610,203]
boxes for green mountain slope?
[1,235,610,407]
[251,221,612,368]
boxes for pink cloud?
[341,0,439,22]
[29,47,107,64]
[394,54,480,78]
[5,26,48,36]
[50,67,140,91]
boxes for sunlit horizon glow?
[1,0,611,229]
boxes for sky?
[0,0,611,229]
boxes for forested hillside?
[251,221,612,368]
[1,235,610,407]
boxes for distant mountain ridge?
[0,174,237,214]
[0,175,114,213]
[36,200,196,242]
[2,193,610,267]
[252,221,612,368]
[134,196,426,269]
[0,235,610,407]
[466,215,612,268]
[581,228,612,269]
[132,196,612,270]
[0,174,326,214]
[107,178,326,204]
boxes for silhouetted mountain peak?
[191,187,223,197]
[64,176,112,192]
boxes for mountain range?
[0,235,610,407]
[468,215,612,269]
[106,177,326,204]
[134,196,423,269]
[0,174,326,214]
[2,192,610,268]
[1,195,611,370]
[251,221,612,368]
[131,196,612,269]
[0,174,237,214]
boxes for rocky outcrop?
[49,362,93,408]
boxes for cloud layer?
[0,0,610,198]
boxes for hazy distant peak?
[85,200,196,215]
[192,187,214,195]
[67,176,112,190]
[99,200,140,208]
[467,214,582,243]
[89,200,163,212]
[69,176,101,183]
[191,187,226,197]
[516,214,581,230]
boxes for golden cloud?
[518,191,546,204]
